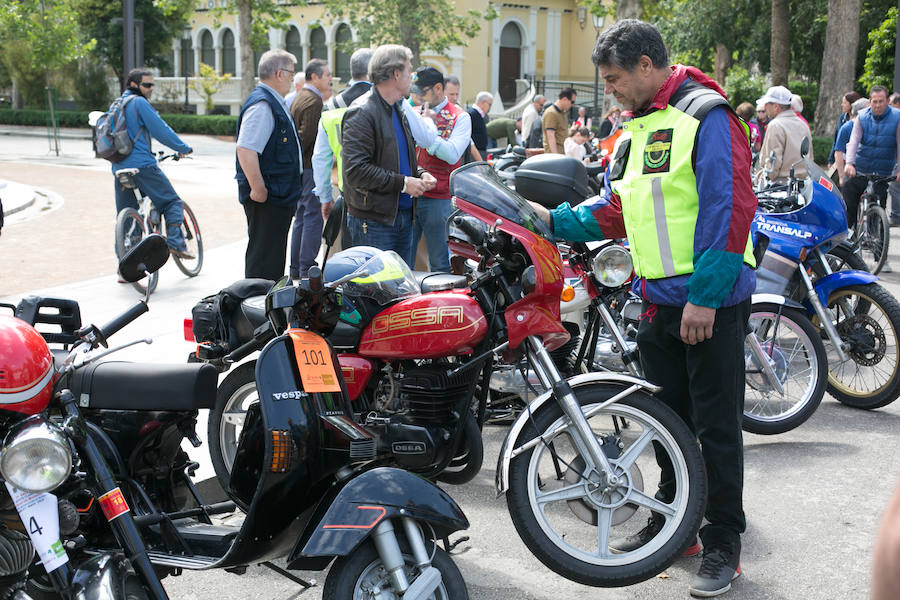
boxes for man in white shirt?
[521,94,545,148]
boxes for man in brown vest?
[408,66,472,272]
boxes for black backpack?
[93,95,145,162]
[191,279,274,348]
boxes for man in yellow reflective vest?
[533,20,756,598]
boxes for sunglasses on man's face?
[140,82,154,89]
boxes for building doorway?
[498,22,522,108]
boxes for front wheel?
[323,537,468,600]
[115,207,157,295]
[171,201,204,277]
[209,360,257,489]
[817,283,900,409]
[743,304,827,435]
[506,384,706,587]
[855,204,889,275]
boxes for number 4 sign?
[5,483,68,572]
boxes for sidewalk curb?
[0,180,36,216]
[0,128,92,141]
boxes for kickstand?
[260,561,316,591]
[442,535,470,555]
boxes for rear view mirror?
[118,234,170,282]
[800,137,810,158]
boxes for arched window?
[309,26,327,61]
[285,26,303,66]
[200,30,215,69]
[181,39,195,77]
[221,29,236,75]
[334,24,352,82]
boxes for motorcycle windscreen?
[449,162,554,241]
[340,251,420,305]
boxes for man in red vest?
[409,66,472,272]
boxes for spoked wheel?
[115,207,158,295]
[436,412,484,485]
[855,204,889,275]
[172,201,204,277]
[815,284,900,409]
[824,243,869,273]
[323,537,468,600]
[743,304,827,435]
[209,360,257,489]
[506,383,706,587]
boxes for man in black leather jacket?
[340,44,435,265]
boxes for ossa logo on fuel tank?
[371,306,464,334]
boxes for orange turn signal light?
[561,285,576,302]
[270,430,293,472]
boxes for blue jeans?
[346,209,415,268]
[411,197,452,272]
[289,169,323,278]
[890,181,900,222]
[113,164,185,251]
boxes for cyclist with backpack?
[108,68,194,260]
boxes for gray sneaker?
[689,543,741,597]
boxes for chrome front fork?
[595,301,643,377]
[527,336,619,485]
[371,517,441,599]
[801,250,850,362]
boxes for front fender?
[70,553,132,600]
[811,270,878,307]
[751,293,806,311]
[495,372,661,494]
[289,467,468,566]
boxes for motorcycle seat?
[412,272,468,293]
[586,162,605,178]
[69,361,217,411]
[238,295,267,330]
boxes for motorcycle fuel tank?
[358,291,487,359]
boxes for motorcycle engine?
[398,365,471,425]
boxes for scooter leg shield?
[287,467,468,567]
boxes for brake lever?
[326,269,369,289]
[62,338,153,374]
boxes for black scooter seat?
[70,361,217,411]
[240,295,267,330]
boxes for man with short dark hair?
[444,76,461,106]
[486,117,521,148]
[235,49,302,280]
[288,58,332,280]
[340,45,436,265]
[532,19,756,597]
[542,88,576,153]
[112,68,194,260]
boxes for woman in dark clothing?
[829,91,861,166]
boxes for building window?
[498,22,524,108]
[309,26,327,61]
[200,30,215,69]
[182,41,195,77]
[222,29,236,75]
[285,26,302,66]
[334,24,352,81]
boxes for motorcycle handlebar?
[100,301,149,340]
[307,266,323,292]
[453,216,486,245]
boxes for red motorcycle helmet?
[0,315,54,414]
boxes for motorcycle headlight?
[591,245,633,288]
[1,417,72,493]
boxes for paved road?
[1,131,899,599]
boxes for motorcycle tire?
[115,207,158,296]
[743,304,827,435]
[857,204,890,275]
[209,360,258,490]
[817,283,900,409]
[824,243,869,273]
[171,201,204,277]
[323,537,468,600]
[506,383,706,588]
[436,412,484,486]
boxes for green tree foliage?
[723,64,767,107]
[321,0,496,66]
[73,57,112,110]
[859,6,896,91]
[70,0,194,84]
[190,62,232,113]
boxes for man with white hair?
[284,71,305,106]
[467,91,492,159]
[235,49,302,280]
[756,85,811,185]
[521,94,545,148]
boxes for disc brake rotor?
[563,453,644,527]
[838,313,885,366]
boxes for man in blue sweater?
[113,68,194,259]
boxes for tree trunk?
[812,0,861,137]
[713,43,732,85]
[616,0,641,20]
[770,0,790,86]
[238,0,253,101]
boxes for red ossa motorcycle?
[191,163,708,587]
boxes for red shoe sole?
[683,543,702,557]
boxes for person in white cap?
[756,85,812,185]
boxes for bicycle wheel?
[856,204,889,275]
[115,207,158,295]
[171,201,203,277]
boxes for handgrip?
[100,301,148,340]
[307,266,323,292]
[453,216,486,245]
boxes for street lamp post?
[592,14,603,120]
[182,25,191,113]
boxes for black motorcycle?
[10,235,470,599]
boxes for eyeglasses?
[140,82,154,89]
[280,68,294,76]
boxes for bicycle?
[114,152,203,294]
[849,173,893,275]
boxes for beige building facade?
[165,0,611,114]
